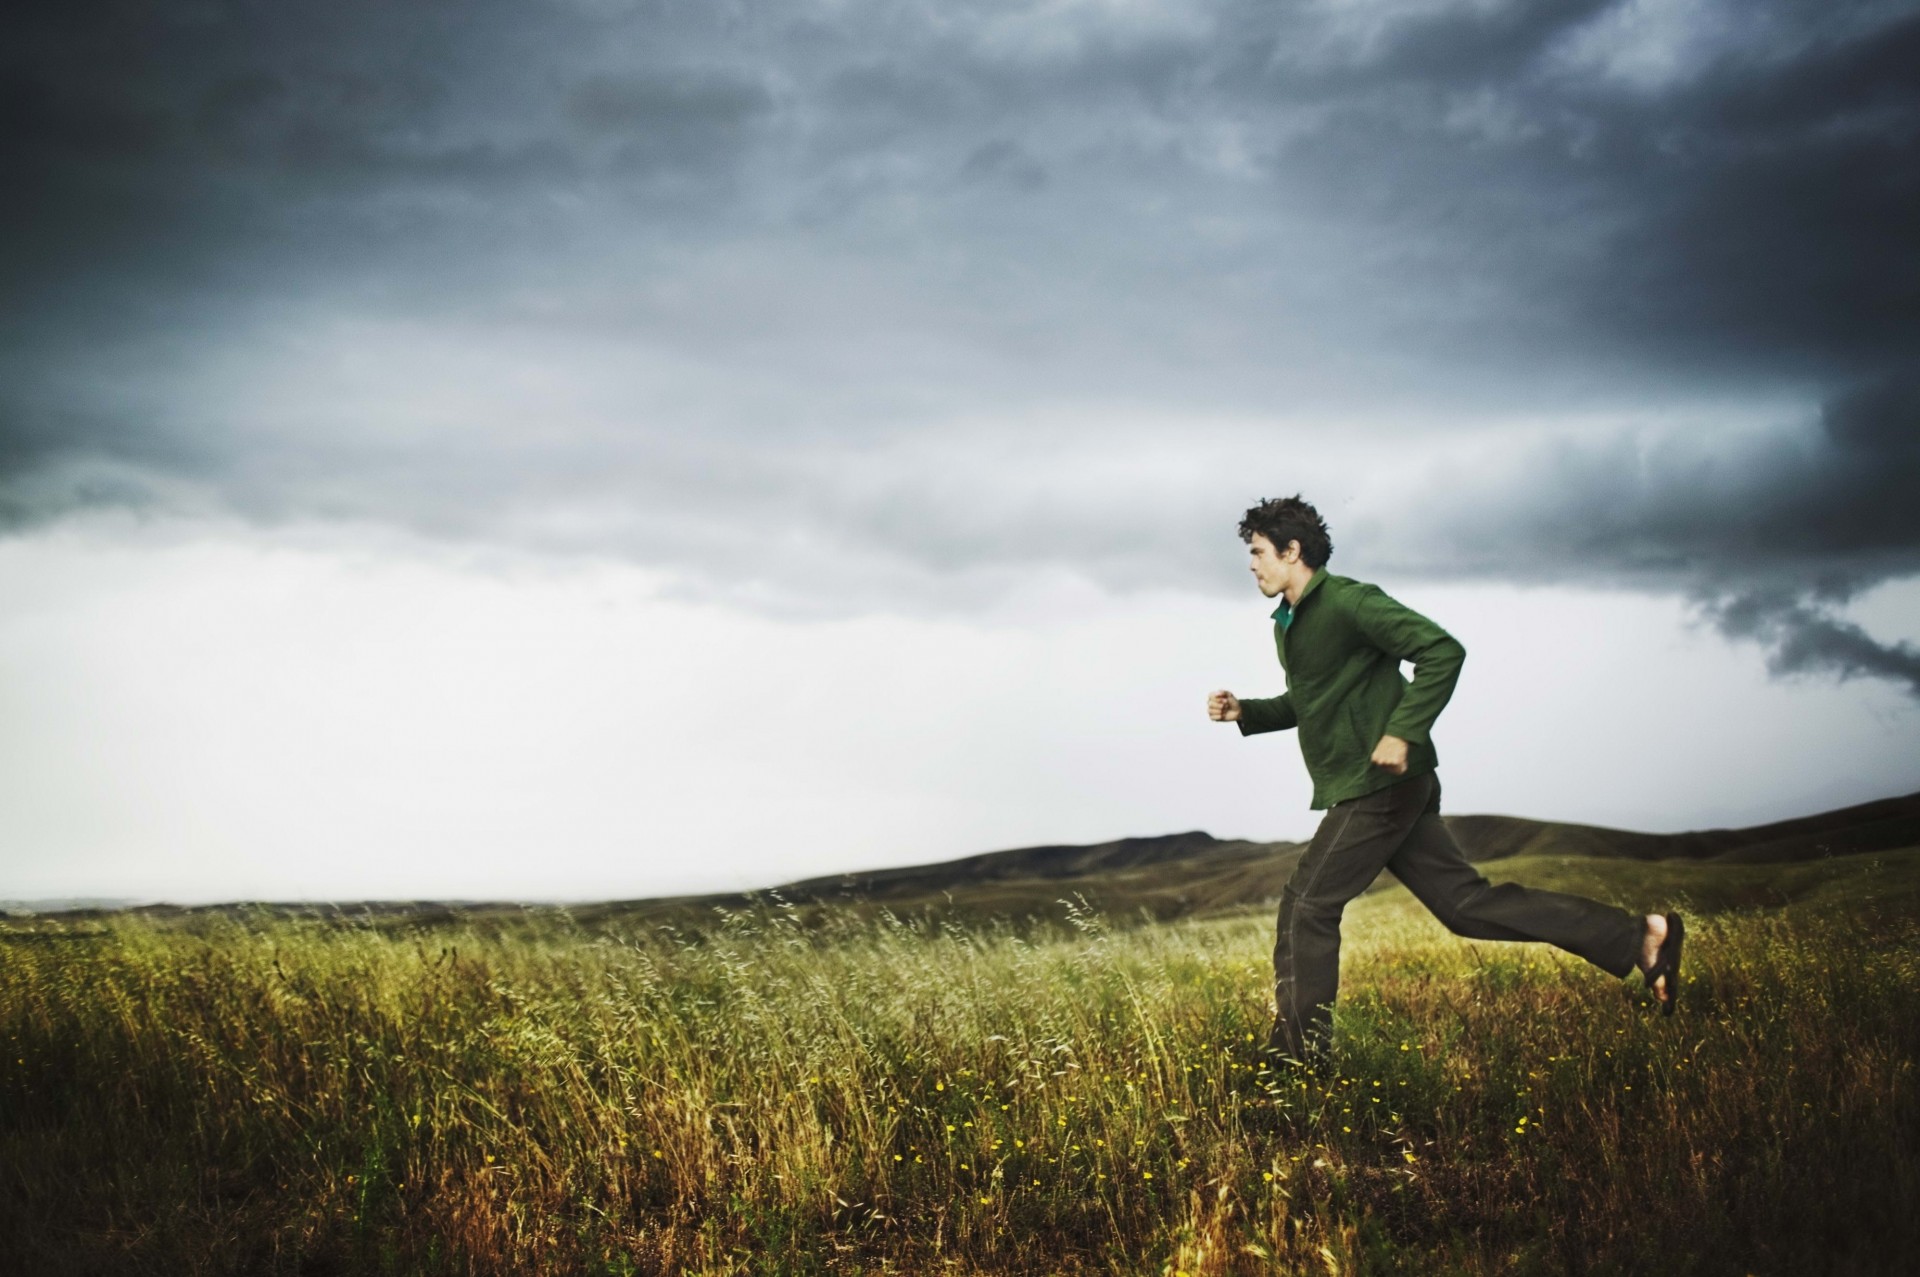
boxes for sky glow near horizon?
[3,0,1917,901]
[4,522,1917,903]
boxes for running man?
[1208,495,1684,1067]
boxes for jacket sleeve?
[1235,692,1298,735]
[1351,586,1466,745]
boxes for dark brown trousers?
[1267,771,1643,1062]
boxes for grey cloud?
[1826,377,1920,461]
[3,73,173,162]
[1392,377,1920,587]
[1359,374,1920,693]
[565,70,772,135]
[1706,592,1920,697]
[1613,12,1920,371]
[1242,3,1920,386]
[957,140,1048,191]
[1,0,1917,687]
[1315,0,1618,86]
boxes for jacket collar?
[1271,568,1329,623]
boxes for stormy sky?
[3,0,1917,903]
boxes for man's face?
[1247,533,1295,598]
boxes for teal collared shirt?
[1237,570,1466,809]
[1269,559,1330,630]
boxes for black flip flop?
[1643,912,1685,1016]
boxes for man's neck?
[1283,567,1317,607]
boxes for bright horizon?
[4,518,1916,906]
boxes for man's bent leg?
[1268,775,1434,1062]
[1386,776,1642,978]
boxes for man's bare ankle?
[1640,914,1666,969]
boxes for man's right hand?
[1208,689,1242,722]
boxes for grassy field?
[4,851,1918,1275]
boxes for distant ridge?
[569,787,1920,931]
[780,831,1238,896]
[1445,789,1920,866]
[19,790,1919,929]
[706,787,1920,903]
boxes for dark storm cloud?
[1,1,1916,682]
[1384,376,1920,587]
[1695,378,1920,693]
[1707,592,1920,696]
[1352,370,1920,692]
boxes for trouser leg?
[1385,776,1644,979]
[1268,774,1435,1062]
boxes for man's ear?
[1285,539,1303,562]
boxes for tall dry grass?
[2,889,1916,1275]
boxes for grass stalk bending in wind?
[3,882,1917,1275]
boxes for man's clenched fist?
[1370,734,1410,774]
[1208,690,1242,722]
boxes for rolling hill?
[21,788,1918,935]
[561,787,1920,933]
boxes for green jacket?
[1236,571,1466,809]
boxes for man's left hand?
[1371,734,1409,774]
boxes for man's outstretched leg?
[1385,775,1674,999]
[1267,775,1438,1063]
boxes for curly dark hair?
[1238,495,1332,568]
